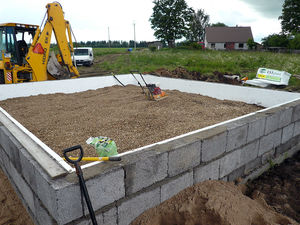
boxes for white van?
[73,47,94,66]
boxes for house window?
[239,43,244,48]
[211,43,215,48]
[224,43,226,48]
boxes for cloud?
[239,0,284,18]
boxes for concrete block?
[194,160,219,183]
[75,214,103,225]
[273,129,282,148]
[258,130,282,156]
[226,122,248,152]
[228,166,245,182]
[240,140,259,166]
[19,147,38,190]
[118,187,160,225]
[244,157,262,175]
[262,149,275,165]
[278,107,293,128]
[0,127,22,172]
[103,207,117,225]
[0,145,6,168]
[281,123,294,144]
[9,160,35,215]
[264,111,280,135]
[125,152,168,194]
[52,168,124,224]
[0,145,10,175]
[247,116,266,143]
[85,169,125,211]
[202,132,226,162]
[292,103,300,122]
[161,171,193,202]
[220,149,241,178]
[56,183,82,224]
[34,198,55,225]
[168,141,200,177]
[293,121,300,137]
[35,169,58,220]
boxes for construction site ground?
[0,85,261,157]
[0,75,299,224]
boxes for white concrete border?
[1,75,300,107]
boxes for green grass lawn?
[93,48,130,56]
[92,48,300,90]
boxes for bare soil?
[0,168,34,225]
[246,150,300,223]
[149,67,243,85]
[0,85,261,157]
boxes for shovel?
[63,145,98,225]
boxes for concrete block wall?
[1,99,300,225]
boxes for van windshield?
[74,49,89,56]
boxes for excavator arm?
[26,2,79,81]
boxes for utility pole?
[133,22,136,50]
[108,27,111,48]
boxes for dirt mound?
[149,67,242,85]
[131,180,297,225]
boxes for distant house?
[147,41,163,50]
[205,26,253,50]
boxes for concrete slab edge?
[0,107,72,177]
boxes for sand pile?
[131,180,297,225]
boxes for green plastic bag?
[86,136,118,157]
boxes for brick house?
[205,26,253,50]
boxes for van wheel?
[0,70,4,84]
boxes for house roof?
[205,26,253,43]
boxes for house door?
[226,42,235,50]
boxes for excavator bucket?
[47,51,72,79]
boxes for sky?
[0,0,285,43]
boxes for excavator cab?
[0,23,38,83]
[0,2,79,84]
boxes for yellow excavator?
[0,2,80,84]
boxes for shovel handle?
[63,145,84,164]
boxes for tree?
[279,0,300,34]
[185,9,210,42]
[150,0,194,47]
[210,22,227,27]
[288,34,300,49]
[262,34,289,48]
[247,38,256,50]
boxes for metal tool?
[130,70,167,101]
[112,72,125,87]
[130,70,146,94]
[63,145,98,225]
